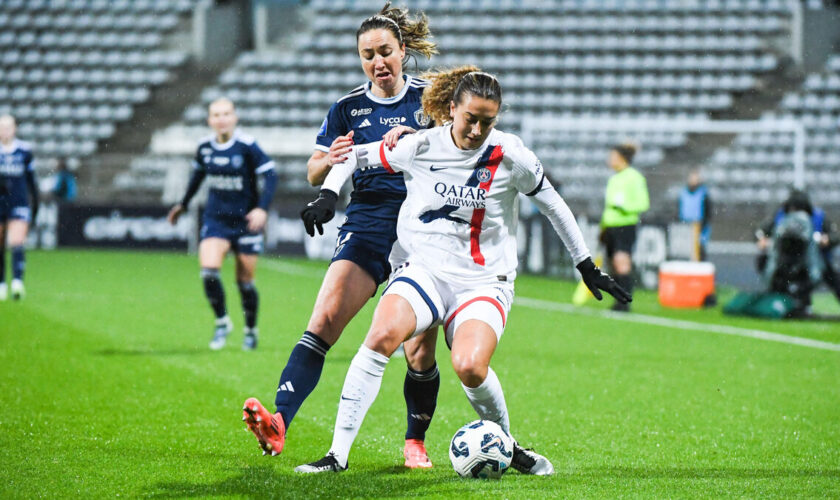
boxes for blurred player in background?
[295,67,630,474]
[678,168,712,261]
[167,98,278,350]
[242,2,441,469]
[599,142,649,312]
[0,114,38,301]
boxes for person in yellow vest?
[599,142,649,311]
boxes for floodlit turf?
[1,250,838,498]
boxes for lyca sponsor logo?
[380,116,407,127]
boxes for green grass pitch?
[1,250,838,498]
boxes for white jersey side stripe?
[255,161,276,174]
[336,86,367,104]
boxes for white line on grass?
[515,296,840,353]
[260,261,839,352]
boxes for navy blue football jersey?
[315,75,431,235]
[0,139,35,207]
[192,131,275,220]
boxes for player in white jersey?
[296,67,631,474]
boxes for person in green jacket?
[600,142,649,311]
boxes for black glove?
[300,189,338,237]
[576,257,632,304]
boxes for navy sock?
[237,281,258,329]
[404,363,440,441]
[200,268,226,319]
[0,245,5,283]
[274,331,331,428]
[11,246,24,281]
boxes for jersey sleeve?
[248,140,276,174]
[508,136,545,195]
[625,171,650,214]
[530,177,591,265]
[371,133,421,174]
[191,145,206,172]
[321,135,419,194]
[314,102,349,153]
[23,148,34,172]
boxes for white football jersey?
[349,125,546,284]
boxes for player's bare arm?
[382,125,417,150]
[167,203,185,225]
[307,131,355,185]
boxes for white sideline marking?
[515,297,840,353]
[260,260,840,352]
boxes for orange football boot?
[242,397,286,456]
[403,438,433,469]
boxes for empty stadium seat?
[0,0,197,160]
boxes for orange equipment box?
[658,261,715,308]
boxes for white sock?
[461,367,510,435]
[328,345,389,467]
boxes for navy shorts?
[200,216,263,255]
[331,229,395,286]
[0,197,30,223]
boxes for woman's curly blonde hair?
[421,65,503,125]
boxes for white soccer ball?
[449,420,514,479]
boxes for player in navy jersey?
[0,115,38,301]
[242,3,442,469]
[167,98,278,350]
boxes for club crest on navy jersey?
[414,109,431,127]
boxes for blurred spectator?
[677,168,712,261]
[51,158,76,203]
[756,189,840,314]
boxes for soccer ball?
[449,420,513,479]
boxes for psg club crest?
[414,109,431,127]
[476,167,492,183]
[231,155,243,168]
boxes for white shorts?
[382,261,514,348]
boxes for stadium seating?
[709,52,840,207]
[169,0,795,207]
[0,0,196,158]
[8,0,818,210]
